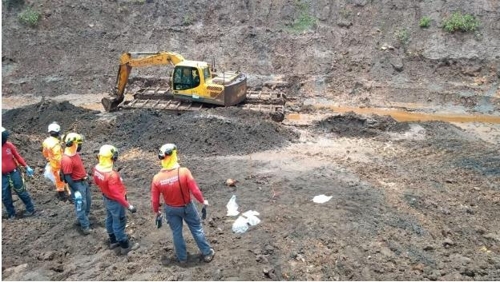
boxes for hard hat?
[48,122,61,133]
[1,127,9,142]
[99,144,118,160]
[158,143,177,160]
[64,132,83,146]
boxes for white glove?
[203,200,209,206]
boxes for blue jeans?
[104,196,127,242]
[165,202,211,261]
[68,181,91,229]
[2,169,35,217]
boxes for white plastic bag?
[43,163,55,184]
[226,195,239,216]
[232,216,249,234]
[242,210,261,226]
[313,194,332,204]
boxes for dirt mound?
[111,107,298,156]
[2,101,298,157]
[315,111,410,137]
[2,99,100,135]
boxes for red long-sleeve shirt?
[61,154,87,181]
[93,166,129,208]
[151,167,204,213]
[2,142,27,174]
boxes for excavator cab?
[172,66,202,90]
[170,61,247,107]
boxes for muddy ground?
[1,100,500,281]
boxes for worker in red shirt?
[2,127,36,220]
[151,143,215,264]
[93,145,138,255]
[61,133,92,235]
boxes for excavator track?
[119,87,287,121]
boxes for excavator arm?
[102,52,185,112]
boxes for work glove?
[201,206,207,220]
[128,205,137,213]
[203,200,209,207]
[26,166,34,177]
[155,213,163,229]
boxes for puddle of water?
[287,105,500,124]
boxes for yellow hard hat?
[99,144,119,160]
[64,132,83,146]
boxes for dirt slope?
[3,0,500,112]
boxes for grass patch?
[183,15,193,26]
[419,16,431,28]
[395,28,410,46]
[18,7,40,27]
[288,0,316,33]
[442,12,479,33]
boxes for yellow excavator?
[101,52,286,121]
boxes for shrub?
[288,0,317,33]
[419,16,431,28]
[395,28,410,45]
[442,12,479,33]
[183,15,193,26]
[18,7,40,27]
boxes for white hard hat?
[1,127,5,132]
[48,122,61,133]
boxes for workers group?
[2,122,215,263]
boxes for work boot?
[25,210,36,217]
[81,227,91,235]
[119,240,139,255]
[203,249,215,263]
[108,234,119,250]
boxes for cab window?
[203,67,211,81]
[173,66,200,90]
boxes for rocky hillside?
[2,0,500,109]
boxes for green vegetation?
[288,0,317,33]
[183,15,194,26]
[395,28,410,46]
[442,12,480,33]
[18,7,40,28]
[339,8,352,19]
[419,16,431,28]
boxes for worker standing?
[2,127,36,220]
[151,143,215,264]
[42,122,70,201]
[93,145,139,255]
[61,133,91,235]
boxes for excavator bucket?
[101,96,124,112]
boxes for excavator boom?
[102,52,185,112]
